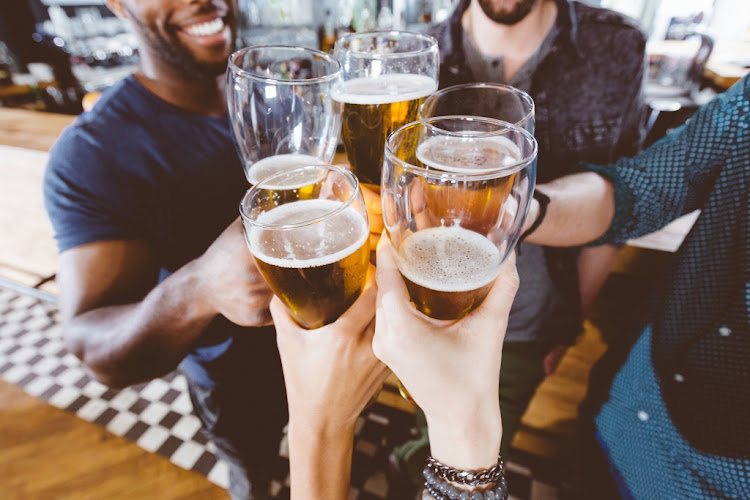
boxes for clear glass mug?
[240,165,370,330]
[227,45,343,186]
[382,116,537,400]
[332,30,439,189]
[419,82,535,134]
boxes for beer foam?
[249,199,369,269]
[332,74,437,105]
[416,135,522,174]
[397,226,501,292]
[248,154,327,186]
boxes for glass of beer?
[382,116,537,320]
[227,45,343,185]
[419,82,535,134]
[332,31,439,189]
[240,165,370,329]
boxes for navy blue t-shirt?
[44,76,267,388]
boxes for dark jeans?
[391,341,547,487]
[181,330,288,500]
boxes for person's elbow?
[62,325,131,389]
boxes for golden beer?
[396,226,501,320]
[248,199,370,329]
[333,74,437,188]
[247,156,328,211]
[247,153,326,186]
[416,135,521,234]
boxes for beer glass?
[333,31,439,188]
[240,165,370,329]
[227,46,343,185]
[419,82,535,134]
[382,116,537,320]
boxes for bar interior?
[1,0,748,499]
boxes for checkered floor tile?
[0,283,556,500]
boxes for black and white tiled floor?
[0,283,553,500]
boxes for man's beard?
[126,7,235,80]
[477,0,539,25]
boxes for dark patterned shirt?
[589,74,750,458]
[428,0,648,345]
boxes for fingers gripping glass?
[381,116,538,401]
[240,165,370,330]
[227,45,343,185]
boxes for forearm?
[525,172,615,247]
[287,420,355,500]
[577,244,619,317]
[65,259,216,387]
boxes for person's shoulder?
[571,1,646,44]
[50,77,151,162]
[74,76,155,133]
[572,1,643,33]
[566,1,646,69]
[427,18,450,41]
[427,17,453,56]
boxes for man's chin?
[479,0,538,25]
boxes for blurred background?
[0,0,748,116]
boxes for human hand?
[372,236,518,468]
[193,217,274,327]
[272,266,389,433]
[544,344,568,376]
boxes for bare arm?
[577,244,618,316]
[271,269,387,500]
[374,238,519,472]
[60,218,273,388]
[524,172,615,248]
[538,243,619,376]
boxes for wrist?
[180,258,219,320]
[520,189,550,242]
[425,404,502,471]
[287,419,355,500]
[288,416,357,444]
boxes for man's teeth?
[184,18,225,36]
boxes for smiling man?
[43,1,286,499]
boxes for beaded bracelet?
[424,474,508,500]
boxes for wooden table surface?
[0,377,229,499]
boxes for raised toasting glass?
[240,165,370,330]
[382,116,537,321]
[227,45,343,185]
[419,82,535,134]
[332,31,439,188]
